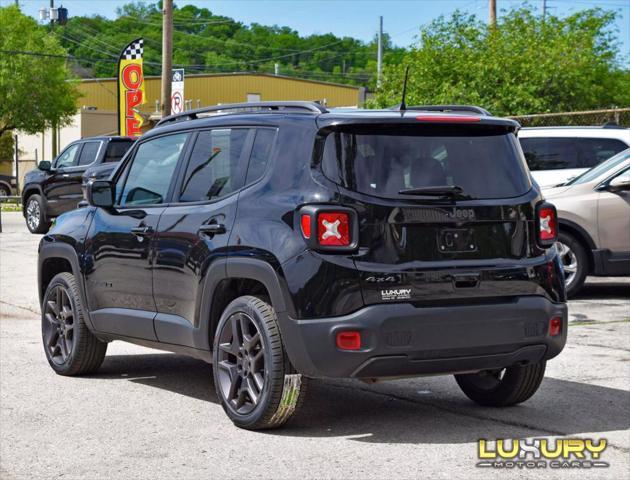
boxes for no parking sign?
[171,69,185,114]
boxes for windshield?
[321,126,531,199]
[566,148,630,185]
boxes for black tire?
[25,194,51,234]
[556,231,588,298]
[212,295,307,430]
[0,184,10,197]
[42,272,107,376]
[455,361,546,407]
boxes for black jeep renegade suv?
[38,102,567,430]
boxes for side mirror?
[87,180,114,208]
[38,161,52,171]
[607,176,630,193]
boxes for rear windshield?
[105,140,134,163]
[321,126,531,199]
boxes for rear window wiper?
[398,185,475,200]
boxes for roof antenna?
[396,65,410,111]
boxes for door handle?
[131,225,154,236]
[62,174,70,178]
[198,223,226,235]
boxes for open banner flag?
[117,38,146,137]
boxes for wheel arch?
[558,219,595,274]
[200,257,294,352]
[0,180,12,195]
[21,185,44,217]
[38,242,94,329]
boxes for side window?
[104,141,134,162]
[520,138,578,171]
[118,133,188,207]
[77,141,101,166]
[179,128,251,203]
[576,138,627,168]
[245,129,276,185]
[54,144,80,169]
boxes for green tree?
[0,5,80,136]
[371,8,630,115]
[55,1,385,86]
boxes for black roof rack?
[156,101,328,127]
[403,105,492,116]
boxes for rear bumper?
[279,296,567,378]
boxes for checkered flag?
[120,38,144,60]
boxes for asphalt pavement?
[1,211,629,480]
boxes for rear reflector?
[317,211,350,246]
[300,214,311,239]
[415,115,481,123]
[336,331,361,350]
[549,317,562,336]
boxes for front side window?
[55,144,80,169]
[322,126,530,199]
[569,149,629,185]
[179,128,251,203]
[520,137,628,171]
[118,133,188,207]
[576,138,627,168]
[77,142,101,166]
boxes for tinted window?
[179,128,250,203]
[55,144,80,169]
[570,149,630,185]
[520,138,577,171]
[322,126,530,199]
[77,142,101,166]
[105,141,134,163]
[118,133,188,206]
[245,129,276,185]
[576,138,627,168]
[520,137,627,171]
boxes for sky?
[9,0,630,59]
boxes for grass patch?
[1,203,21,212]
[570,318,630,326]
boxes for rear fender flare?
[38,242,94,330]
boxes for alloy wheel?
[216,312,266,415]
[27,199,40,231]
[556,241,578,287]
[43,286,75,365]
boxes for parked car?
[38,102,567,430]
[543,148,630,296]
[0,174,17,197]
[21,136,134,233]
[519,126,629,188]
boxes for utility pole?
[377,16,383,88]
[161,0,173,118]
[489,0,496,27]
[49,0,57,156]
[542,0,547,22]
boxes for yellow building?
[78,72,364,114]
[12,73,363,185]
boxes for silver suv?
[543,149,630,296]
